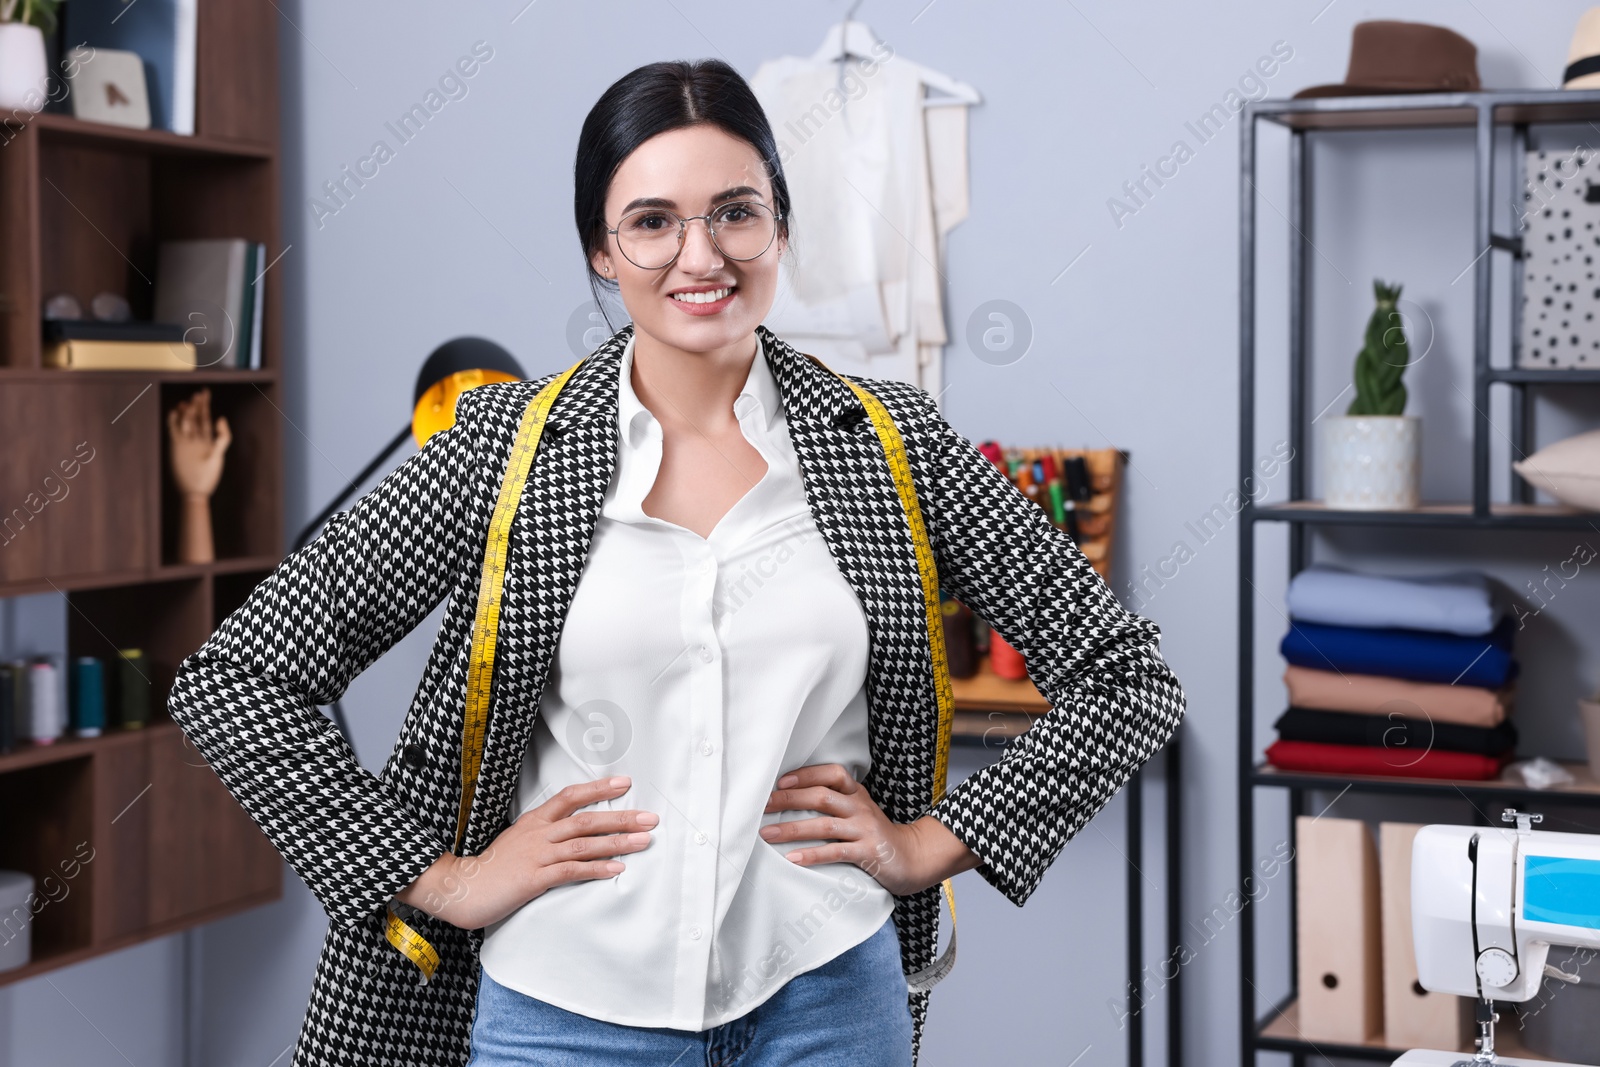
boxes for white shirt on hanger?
[477,329,896,1029]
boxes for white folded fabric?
[1285,563,1501,635]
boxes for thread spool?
[27,657,61,744]
[70,656,105,738]
[989,628,1028,681]
[116,649,150,729]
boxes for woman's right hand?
[395,775,655,930]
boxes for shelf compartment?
[0,756,95,966]
[1252,761,1600,804]
[66,576,209,725]
[0,378,159,586]
[159,382,283,567]
[1249,501,1600,528]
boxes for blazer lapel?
[758,325,941,824]
[460,322,940,853]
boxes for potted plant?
[0,0,60,113]
[1321,279,1420,509]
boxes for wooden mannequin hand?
[761,763,981,896]
[167,388,231,497]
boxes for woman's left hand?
[761,763,981,896]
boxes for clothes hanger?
[811,0,981,108]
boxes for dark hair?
[574,59,793,329]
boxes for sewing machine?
[1395,809,1600,1066]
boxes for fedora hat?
[1564,8,1600,89]
[1294,20,1480,99]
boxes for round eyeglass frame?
[604,201,785,270]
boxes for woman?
[167,59,1184,1067]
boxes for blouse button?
[699,740,714,756]
[694,831,708,845]
[689,925,703,940]
[697,645,713,663]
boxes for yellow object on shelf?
[44,339,199,370]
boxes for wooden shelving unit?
[0,2,284,987]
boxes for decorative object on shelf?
[1519,148,1600,368]
[115,648,150,729]
[25,656,59,744]
[154,238,267,369]
[1511,427,1600,509]
[166,387,232,565]
[64,45,152,129]
[0,0,56,113]
[90,292,131,322]
[1322,279,1421,510]
[1379,823,1472,1051]
[63,0,196,134]
[1293,20,1480,99]
[0,869,33,972]
[41,292,81,320]
[1581,690,1600,778]
[69,656,106,739]
[1295,815,1383,1042]
[1561,7,1600,89]
[1503,756,1576,790]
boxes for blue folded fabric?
[1286,564,1501,636]
[1280,615,1517,688]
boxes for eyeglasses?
[605,200,783,271]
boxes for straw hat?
[1294,20,1480,98]
[1564,8,1600,89]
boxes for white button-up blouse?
[477,330,897,1029]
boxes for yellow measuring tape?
[384,352,958,992]
[824,368,958,994]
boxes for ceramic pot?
[1321,414,1421,510]
[0,22,48,113]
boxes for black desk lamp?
[293,337,526,757]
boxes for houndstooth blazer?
[167,321,1185,1067]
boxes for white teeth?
[671,287,733,304]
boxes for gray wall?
[7,2,1600,1064]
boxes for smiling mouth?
[670,286,737,304]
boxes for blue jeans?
[465,913,913,1066]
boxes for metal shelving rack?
[1238,88,1600,1066]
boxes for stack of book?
[1265,564,1518,781]
[43,238,265,371]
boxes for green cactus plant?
[0,0,62,33]
[1346,279,1411,417]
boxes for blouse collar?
[616,330,782,450]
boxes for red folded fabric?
[1265,739,1510,781]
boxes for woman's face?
[592,124,786,354]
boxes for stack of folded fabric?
[1266,564,1518,781]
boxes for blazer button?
[833,407,864,429]
[402,743,426,769]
